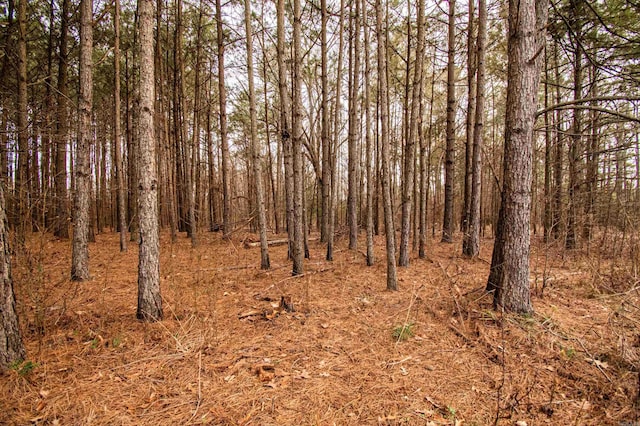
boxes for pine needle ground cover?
[1,231,638,425]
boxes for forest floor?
[1,228,639,425]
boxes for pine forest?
[1,0,640,423]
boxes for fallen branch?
[243,237,318,249]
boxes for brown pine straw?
[1,230,638,425]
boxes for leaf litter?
[0,230,638,425]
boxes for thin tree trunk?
[462,0,476,235]
[583,62,598,244]
[462,0,485,257]
[420,47,437,258]
[566,4,582,250]
[216,0,231,239]
[137,0,162,322]
[376,0,397,290]
[261,21,279,235]
[114,0,127,250]
[54,0,70,240]
[43,0,56,231]
[543,48,552,243]
[320,0,330,243]
[206,56,217,232]
[188,0,204,247]
[347,0,361,251]
[364,0,374,267]
[442,0,457,243]
[276,0,293,259]
[552,42,563,240]
[245,0,270,269]
[327,0,345,262]
[292,0,304,275]
[71,0,93,281]
[16,0,28,242]
[399,0,425,266]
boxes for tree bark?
[462,0,486,258]
[216,0,231,239]
[137,0,162,322]
[552,42,563,241]
[292,0,304,275]
[566,1,583,250]
[276,0,293,259]
[326,0,345,261]
[487,0,548,313]
[16,0,28,243]
[0,182,25,366]
[114,0,127,251]
[543,48,552,243]
[399,0,425,266]
[245,0,270,269]
[320,0,330,243]
[54,0,70,240]
[442,0,457,243]
[71,0,93,281]
[462,0,477,236]
[363,0,374,267]
[376,0,397,290]
[347,0,361,251]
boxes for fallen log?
[243,237,317,249]
[243,238,289,249]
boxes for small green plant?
[561,346,576,359]
[446,405,457,419]
[90,338,100,349]
[112,336,122,348]
[392,322,414,341]
[9,360,38,377]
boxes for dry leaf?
[294,370,311,379]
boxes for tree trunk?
[376,0,397,290]
[137,0,162,322]
[583,62,598,245]
[487,0,548,313]
[552,42,563,241]
[543,48,552,243]
[363,0,374,267]
[0,182,25,366]
[326,0,345,262]
[292,0,304,275]
[566,2,583,250]
[216,0,231,239]
[71,0,93,281]
[54,0,70,240]
[276,0,293,259]
[16,0,28,242]
[245,0,270,269]
[320,0,330,243]
[462,0,476,235]
[462,0,486,258]
[188,0,204,248]
[114,0,127,251]
[442,0,457,243]
[347,0,361,251]
[399,0,425,266]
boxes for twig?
[576,338,613,383]
[385,356,413,367]
[396,282,424,347]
